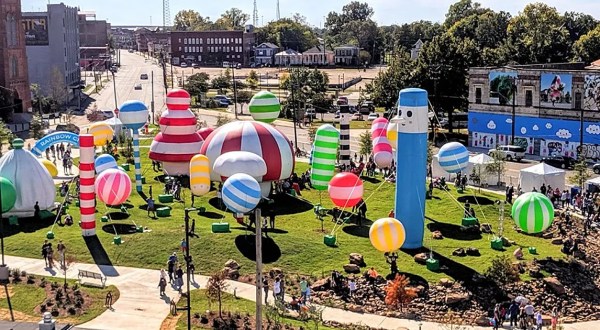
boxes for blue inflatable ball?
[438,142,469,173]
[95,154,118,174]
[222,173,262,214]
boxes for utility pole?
[291,80,298,152]
[170,60,174,88]
[151,71,155,124]
[510,77,516,145]
[233,66,238,119]
[184,208,196,330]
[255,207,263,330]
[111,70,118,114]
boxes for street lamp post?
[510,77,517,145]
[184,207,196,330]
[232,65,238,119]
[291,81,298,153]
[151,71,155,124]
[110,70,118,115]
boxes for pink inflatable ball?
[165,88,191,110]
[198,127,214,140]
[328,172,364,208]
[95,168,132,205]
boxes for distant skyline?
[22,0,600,27]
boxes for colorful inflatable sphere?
[189,154,211,196]
[370,118,393,168]
[94,154,118,174]
[149,89,204,175]
[511,192,554,234]
[386,118,399,150]
[200,121,294,182]
[119,100,148,130]
[88,122,114,146]
[249,91,281,123]
[438,142,469,174]
[328,172,364,208]
[369,218,406,252]
[95,168,132,205]
[222,173,262,214]
[0,176,17,213]
[198,127,214,140]
[311,124,339,190]
[39,159,58,177]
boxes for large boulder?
[269,268,283,278]
[466,247,480,256]
[343,264,361,274]
[414,253,428,264]
[544,277,566,295]
[480,223,492,234]
[222,267,239,279]
[349,253,366,267]
[452,248,466,257]
[445,292,470,305]
[311,278,330,291]
[439,278,454,287]
[224,259,241,270]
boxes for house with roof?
[254,42,279,66]
[302,46,334,66]
[410,39,428,60]
[274,49,302,66]
[334,45,359,66]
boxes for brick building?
[78,11,110,69]
[0,0,31,113]
[170,27,256,67]
[135,28,169,53]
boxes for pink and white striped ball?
[370,117,393,168]
[166,89,191,111]
[328,172,364,208]
[95,168,132,205]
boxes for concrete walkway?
[3,255,597,330]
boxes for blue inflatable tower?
[395,88,428,249]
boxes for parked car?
[359,101,375,115]
[214,95,232,105]
[180,62,188,68]
[101,110,115,119]
[593,163,600,174]
[541,156,576,169]
[351,113,363,121]
[367,113,380,121]
[488,145,526,162]
[134,83,142,90]
[336,96,349,105]
[216,99,229,107]
[192,63,199,68]
[140,73,148,80]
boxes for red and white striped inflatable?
[149,89,203,175]
[79,134,96,236]
[370,117,393,168]
[200,121,294,182]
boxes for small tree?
[307,125,317,143]
[246,70,259,90]
[215,114,232,127]
[29,114,45,139]
[236,90,253,104]
[358,131,372,158]
[206,270,228,319]
[568,157,591,188]
[484,255,520,285]
[49,66,68,107]
[0,119,15,157]
[384,274,417,311]
[485,151,506,186]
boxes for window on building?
[179,38,181,43]
[179,47,181,51]
[9,56,17,78]
[184,38,188,44]
[199,38,203,44]
[184,46,188,52]
[475,87,482,104]
[575,92,582,109]
[237,55,241,59]
[525,90,533,107]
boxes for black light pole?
[291,80,298,152]
[111,70,118,113]
[232,65,238,119]
[184,207,196,330]
[580,104,585,154]
[151,71,155,124]
[170,58,174,88]
[510,77,517,145]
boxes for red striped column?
[79,134,96,236]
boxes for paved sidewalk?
[3,255,597,330]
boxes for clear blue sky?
[22,0,600,27]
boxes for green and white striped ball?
[249,91,281,123]
[511,192,554,234]
[311,124,340,191]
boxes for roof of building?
[303,46,333,54]
[334,44,359,49]
[275,49,301,56]
[256,42,279,49]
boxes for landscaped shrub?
[485,255,520,285]
[27,275,36,284]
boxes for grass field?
[2,144,563,284]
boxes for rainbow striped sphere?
[438,142,469,173]
[511,192,554,234]
[95,168,132,205]
[369,218,406,252]
[222,173,261,214]
[88,122,114,146]
[119,100,148,130]
[95,154,118,174]
[249,91,281,123]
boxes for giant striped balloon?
[222,173,261,214]
[511,192,554,234]
[88,122,114,146]
[311,124,339,190]
[328,172,363,208]
[438,142,469,174]
[370,118,393,168]
[190,154,211,196]
[95,154,118,174]
[369,218,406,252]
[249,91,280,123]
[95,168,132,205]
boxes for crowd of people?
[491,300,558,330]
[44,143,75,175]
[41,239,67,270]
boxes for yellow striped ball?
[386,122,398,150]
[189,154,211,196]
[88,123,114,146]
[369,217,406,252]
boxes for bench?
[78,269,106,288]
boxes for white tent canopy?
[519,163,565,192]
[468,153,496,186]
[470,153,493,165]
[585,176,600,191]
[103,117,124,134]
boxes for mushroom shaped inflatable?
[213,151,269,196]
[200,121,294,196]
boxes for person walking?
[279,275,285,301]
[273,277,281,302]
[167,254,176,283]
[262,277,269,304]
[175,266,184,293]
[146,196,156,217]
[41,240,51,267]
[46,245,54,268]
[508,301,519,327]
[186,255,196,282]
[56,240,66,269]
[158,277,167,296]
[299,277,308,302]
[348,278,357,297]
[492,304,501,330]
[180,238,187,253]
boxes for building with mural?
[468,63,600,159]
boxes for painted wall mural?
[539,139,578,157]
[584,75,600,111]
[489,71,517,105]
[498,135,535,154]
[471,132,496,149]
[540,73,572,109]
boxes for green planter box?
[197,206,206,213]
[528,247,537,254]
[46,231,55,239]
[121,164,130,171]
[101,216,109,223]
[158,194,173,203]
[157,207,171,217]
[141,176,146,184]
[462,217,478,227]
[113,236,122,245]
[211,223,230,233]
[457,188,464,193]
[75,200,80,207]
[491,238,504,251]
[136,226,144,233]
[426,258,440,271]
[324,235,336,247]
[8,215,18,226]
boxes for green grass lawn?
[2,145,564,284]
[0,276,118,324]
[172,290,335,330]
